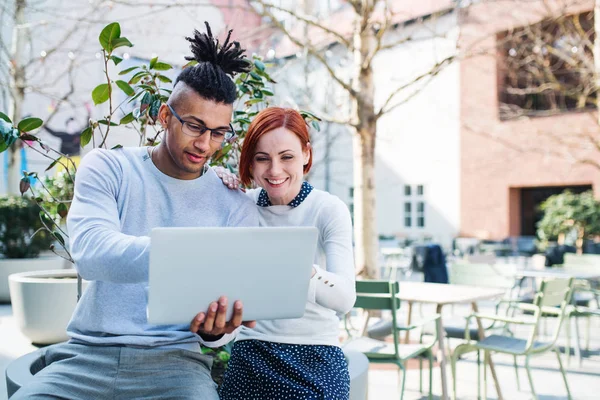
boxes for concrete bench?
[345,349,369,400]
[5,348,45,398]
[7,348,369,399]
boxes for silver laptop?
[147,226,318,325]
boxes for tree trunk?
[7,0,26,194]
[351,3,378,278]
[596,0,600,126]
[352,128,377,277]
[576,227,585,255]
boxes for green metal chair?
[451,277,574,400]
[343,280,440,400]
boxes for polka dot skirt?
[219,340,350,400]
[257,181,314,208]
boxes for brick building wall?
[459,0,600,239]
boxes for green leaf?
[116,80,135,96]
[119,66,139,75]
[53,231,65,246]
[238,85,250,94]
[253,59,265,71]
[99,22,121,52]
[57,203,68,219]
[152,62,172,71]
[17,117,43,132]
[110,55,123,65]
[182,60,197,69]
[149,99,161,120]
[0,135,8,153]
[0,119,19,146]
[249,71,262,81]
[45,157,62,172]
[129,71,149,85]
[98,119,118,126]
[311,120,321,132]
[19,133,38,141]
[119,112,135,125]
[149,56,158,69]
[141,92,153,107]
[111,144,123,150]
[253,90,263,99]
[92,83,111,105]
[0,112,11,123]
[156,75,172,83]
[300,110,322,121]
[261,88,274,96]
[80,127,93,147]
[112,37,133,51]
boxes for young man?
[13,24,256,399]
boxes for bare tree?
[1,0,104,194]
[249,0,457,277]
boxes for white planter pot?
[0,256,66,303]
[9,269,88,345]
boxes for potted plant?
[0,195,62,302]
[537,190,600,255]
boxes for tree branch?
[376,55,455,118]
[252,1,357,97]
[255,1,352,48]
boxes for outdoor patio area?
[2,268,599,400]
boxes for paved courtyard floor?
[1,291,599,399]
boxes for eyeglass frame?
[166,104,235,143]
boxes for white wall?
[270,11,461,248]
[373,12,461,248]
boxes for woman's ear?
[304,142,312,165]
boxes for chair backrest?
[450,262,516,290]
[526,277,574,352]
[354,280,402,356]
[355,280,401,311]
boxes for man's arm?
[67,150,151,283]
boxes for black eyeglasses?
[167,104,235,143]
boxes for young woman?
[217,107,356,400]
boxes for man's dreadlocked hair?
[175,21,251,104]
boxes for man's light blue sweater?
[66,147,259,349]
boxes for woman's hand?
[214,166,241,190]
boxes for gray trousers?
[11,342,219,399]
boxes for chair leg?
[572,316,582,366]
[565,314,571,365]
[476,350,482,400]
[398,364,407,400]
[585,316,590,352]
[482,351,488,400]
[428,350,434,400]
[419,355,423,393]
[554,348,572,400]
[513,355,520,391]
[525,356,538,400]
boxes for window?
[404,185,426,229]
[417,201,425,228]
[498,12,595,119]
[404,202,412,227]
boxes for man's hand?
[190,296,256,337]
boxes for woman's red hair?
[239,107,313,186]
